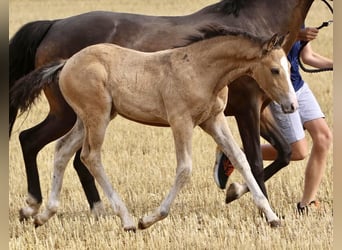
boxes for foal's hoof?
[123,225,137,233]
[269,220,281,228]
[138,219,148,230]
[33,219,43,228]
[19,209,29,222]
[225,182,243,204]
[138,218,154,230]
[91,201,106,219]
[33,216,45,228]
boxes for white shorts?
[269,82,325,144]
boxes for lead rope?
[298,0,333,73]
[321,0,333,14]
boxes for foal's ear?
[262,34,280,54]
[276,34,286,47]
[276,32,290,48]
[262,33,289,54]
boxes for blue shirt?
[287,40,305,91]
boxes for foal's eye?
[271,68,280,75]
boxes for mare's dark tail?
[9,61,66,124]
[9,20,56,136]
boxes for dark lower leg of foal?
[73,149,101,209]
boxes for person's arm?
[300,42,333,69]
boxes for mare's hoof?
[269,220,281,228]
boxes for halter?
[298,0,333,73]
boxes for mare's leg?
[73,149,103,215]
[9,106,18,136]
[201,113,280,227]
[225,78,267,198]
[226,106,292,202]
[260,107,292,180]
[18,86,76,220]
[138,118,193,229]
[79,105,135,231]
[34,119,84,226]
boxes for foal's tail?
[10,61,66,119]
[9,19,56,136]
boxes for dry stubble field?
[9,0,333,249]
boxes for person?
[213,26,333,214]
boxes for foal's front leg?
[138,119,193,229]
[34,119,85,227]
[226,107,292,203]
[200,113,280,227]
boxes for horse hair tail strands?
[9,60,66,116]
[9,20,56,88]
[9,20,55,136]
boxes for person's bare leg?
[225,139,308,203]
[261,139,308,161]
[299,118,332,206]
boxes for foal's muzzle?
[281,103,297,114]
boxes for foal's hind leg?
[200,113,280,227]
[80,109,135,231]
[17,87,102,220]
[138,118,193,229]
[34,119,85,227]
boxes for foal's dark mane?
[181,24,266,48]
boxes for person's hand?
[297,27,319,42]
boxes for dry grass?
[9,0,333,249]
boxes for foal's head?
[252,34,297,113]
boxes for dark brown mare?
[9,0,313,219]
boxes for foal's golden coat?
[34,31,296,231]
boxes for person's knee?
[290,140,308,160]
[291,148,308,160]
[313,129,332,151]
[304,118,332,152]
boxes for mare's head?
[251,34,297,113]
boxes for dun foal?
[10,0,314,220]
[13,28,296,231]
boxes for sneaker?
[213,150,235,189]
[296,200,320,215]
